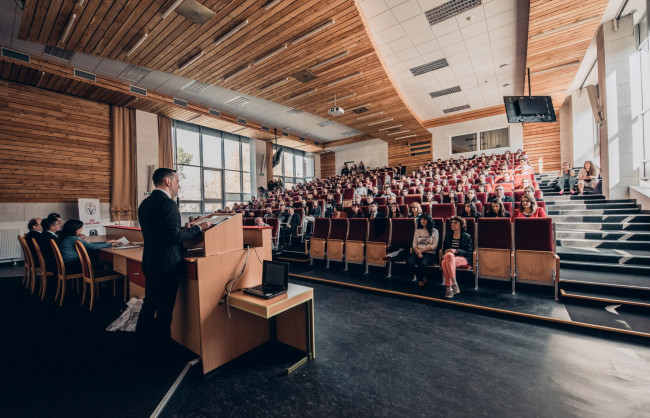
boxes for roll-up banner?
[77,198,104,237]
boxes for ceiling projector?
[328,106,344,116]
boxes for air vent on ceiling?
[292,69,317,83]
[182,80,211,94]
[225,96,250,108]
[74,68,96,82]
[351,107,369,114]
[237,118,247,125]
[410,58,449,76]
[443,104,471,113]
[130,85,147,96]
[317,120,336,127]
[425,0,482,26]
[118,65,151,83]
[209,108,220,116]
[1,47,29,63]
[341,129,362,137]
[173,98,187,107]
[261,125,270,131]
[430,86,461,98]
[176,0,217,25]
[44,45,74,61]
[287,108,303,116]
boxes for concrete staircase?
[536,172,650,308]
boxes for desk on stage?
[97,216,314,375]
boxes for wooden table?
[228,283,315,373]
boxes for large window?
[272,146,314,187]
[451,127,510,155]
[174,121,251,214]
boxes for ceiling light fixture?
[290,88,318,100]
[356,111,383,120]
[126,33,148,57]
[178,51,204,71]
[327,71,362,87]
[261,77,289,91]
[529,16,600,40]
[253,45,287,65]
[387,130,410,136]
[232,127,246,134]
[368,118,394,126]
[264,0,283,10]
[395,134,416,140]
[77,0,85,6]
[162,0,184,19]
[291,19,335,45]
[215,20,248,46]
[223,64,251,81]
[60,13,77,44]
[310,50,349,70]
[378,124,402,131]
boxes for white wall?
[314,154,321,179]
[329,139,388,173]
[570,89,599,167]
[429,114,523,161]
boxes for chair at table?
[327,219,349,268]
[514,218,560,300]
[31,238,56,301]
[387,218,416,278]
[309,218,330,264]
[74,240,127,311]
[475,218,513,292]
[51,239,82,307]
[17,236,37,293]
[365,218,392,275]
[345,218,368,270]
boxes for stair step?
[545,203,638,210]
[556,230,650,241]
[559,289,650,308]
[545,199,634,206]
[550,214,650,223]
[554,222,650,231]
[557,246,650,265]
[548,208,641,215]
[556,238,650,250]
[560,268,650,288]
[543,195,606,202]
[560,260,650,275]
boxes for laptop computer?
[243,260,289,299]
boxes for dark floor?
[2,272,650,417]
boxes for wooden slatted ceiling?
[0,79,111,203]
[422,106,506,129]
[0,54,320,152]
[525,0,609,106]
[319,151,336,178]
[18,0,431,145]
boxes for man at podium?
[136,168,211,362]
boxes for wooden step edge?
[559,279,650,291]
[560,289,650,308]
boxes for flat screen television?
[504,96,556,123]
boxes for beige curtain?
[110,106,137,222]
[480,127,509,150]
[158,116,173,169]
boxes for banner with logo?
[78,198,104,237]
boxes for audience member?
[556,162,576,195]
[332,204,347,219]
[578,160,599,195]
[512,195,546,220]
[406,214,439,287]
[368,202,384,219]
[489,185,514,203]
[387,202,402,218]
[408,202,423,218]
[255,217,269,227]
[349,204,365,218]
[460,202,481,220]
[278,206,300,249]
[58,219,117,274]
[485,199,510,218]
[25,218,42,263]
[441,216,472,299]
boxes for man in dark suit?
[263,207,276,219]
[489,185,514,203]
[36,216,61,272]
[278,206,300,249]
[136,168,211,362]
[25,218,42,265]
[368,202,385,220]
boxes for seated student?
[255,217,269,227]
[489,185,514,203]
[369,186,381,198]
[433,184,444,195]
[59,219,117,274]
[278,206,301,249]
[36,217,62,272]
[516,159,534,175]
[484,198,511,218]
[387,202,403,218]
[263,207,275,219]
[524,186,543,202]
[304,201,321,235]
[408,202,423,219]
[496,171,515,185]
[349,203,365,218]
[515,177,534,191]
[460,202,481,220]
[422,191,437,203]
[367,202,385,219]
[332,204,347,219]
[454,183,466,195]
[441,216,473,299]
[25,218,43,264]
[443,190,461,204]
[578,160,600,195]
[476,183,487,193]
[386,194,398,205]
[406,214,439,287]
[465,189,479,204]
[512,195,547,220]
[362,195,375,207]
[556,162,576,195]
[383,185,396,197]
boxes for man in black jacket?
[136,168,211,362]
[25,218,42,265]
[368,202,385,219]
[278,206,300,248]
[489,185,514,203]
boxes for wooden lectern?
[171,213,276,374]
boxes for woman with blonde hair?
[512,195,546,220]
[578,161,599,195]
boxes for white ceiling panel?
[460,20,489,39]
[437,30,462,48]
[391,0,423,22]
[360,0,390,20]
[369,10,399,32]
[379,24,407,43]
[69,54,104,72]
[388,36,415,53]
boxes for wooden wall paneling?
[388,137,432,171]
[320,152,335,178]
[0,79,112,202]
[523,115,561,173]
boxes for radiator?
[0,229,22,262]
